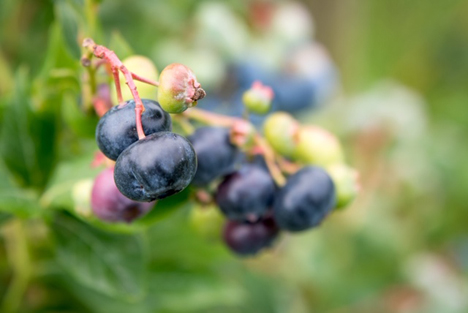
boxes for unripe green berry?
[158,63,206,113]
[326,164,359,209]
[112,56,159,103]
[263,112,299,157]
[242,81,273,114]
[293,126,344,167]
[189,204,225,241]
[72,179,93,217]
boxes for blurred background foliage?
[0,0,468,312]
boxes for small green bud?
[263,112,299,157]
[327,164,359,209]
[242,81,274,114]
[158,63,206,113]
[293,126,344,167]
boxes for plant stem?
[1,219,31,313]
[172,114,195,135]
[254,135,286,187]
[182,107,239,128]
[183,107,287,186]
[131,72,159,86]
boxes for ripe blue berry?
[91,167,154,223]
[188,126,240,186]
[273,166,336,232]
[223,217,279,256]
[215,164,276,221]
[114,132,197,202]
[96,99,171,160]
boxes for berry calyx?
[158,63,206,113]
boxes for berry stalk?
[183,107,287,186]
[83,38,148,140]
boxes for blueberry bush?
[1,1,468,313]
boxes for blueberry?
[223,216,279,256]
[96,99,171,160]
[114,132,197,202]
[188,126,240,186]
[273,166,336,232]
[271,74,316,112]
[91,167,154,223]
[215,164,276,221]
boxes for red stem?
[112,66,123,104]
[183,107,287,186]
[131,72,159,86]
[90,43,146,139]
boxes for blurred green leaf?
[38,21,80,82]
[62,91,98,138]
[0,68,60,192]
[108,31,134,60]
[51,211,148,300]
[55,0,82,60]
[0,160,40,218]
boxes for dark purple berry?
[223,217,279,256]
[188,126,240,186]
[96,99,171,160]
[114,132,197,202]
[91,167,154,223]
[273,166,336,232]
[215,164,276,221]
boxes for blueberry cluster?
[92,99,197,222]
[84,43,357,257]
[188,122,346,257]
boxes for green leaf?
[0,160,41,218]
[55,0,82,60]
[0,68,60,192]
[50,211,148,300]
[37,21,80,82]
[135,187,192,227]
[108,31,134,60]
[62,91,99,138]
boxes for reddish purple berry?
[91,167,154,223]
[223,217,280,256]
